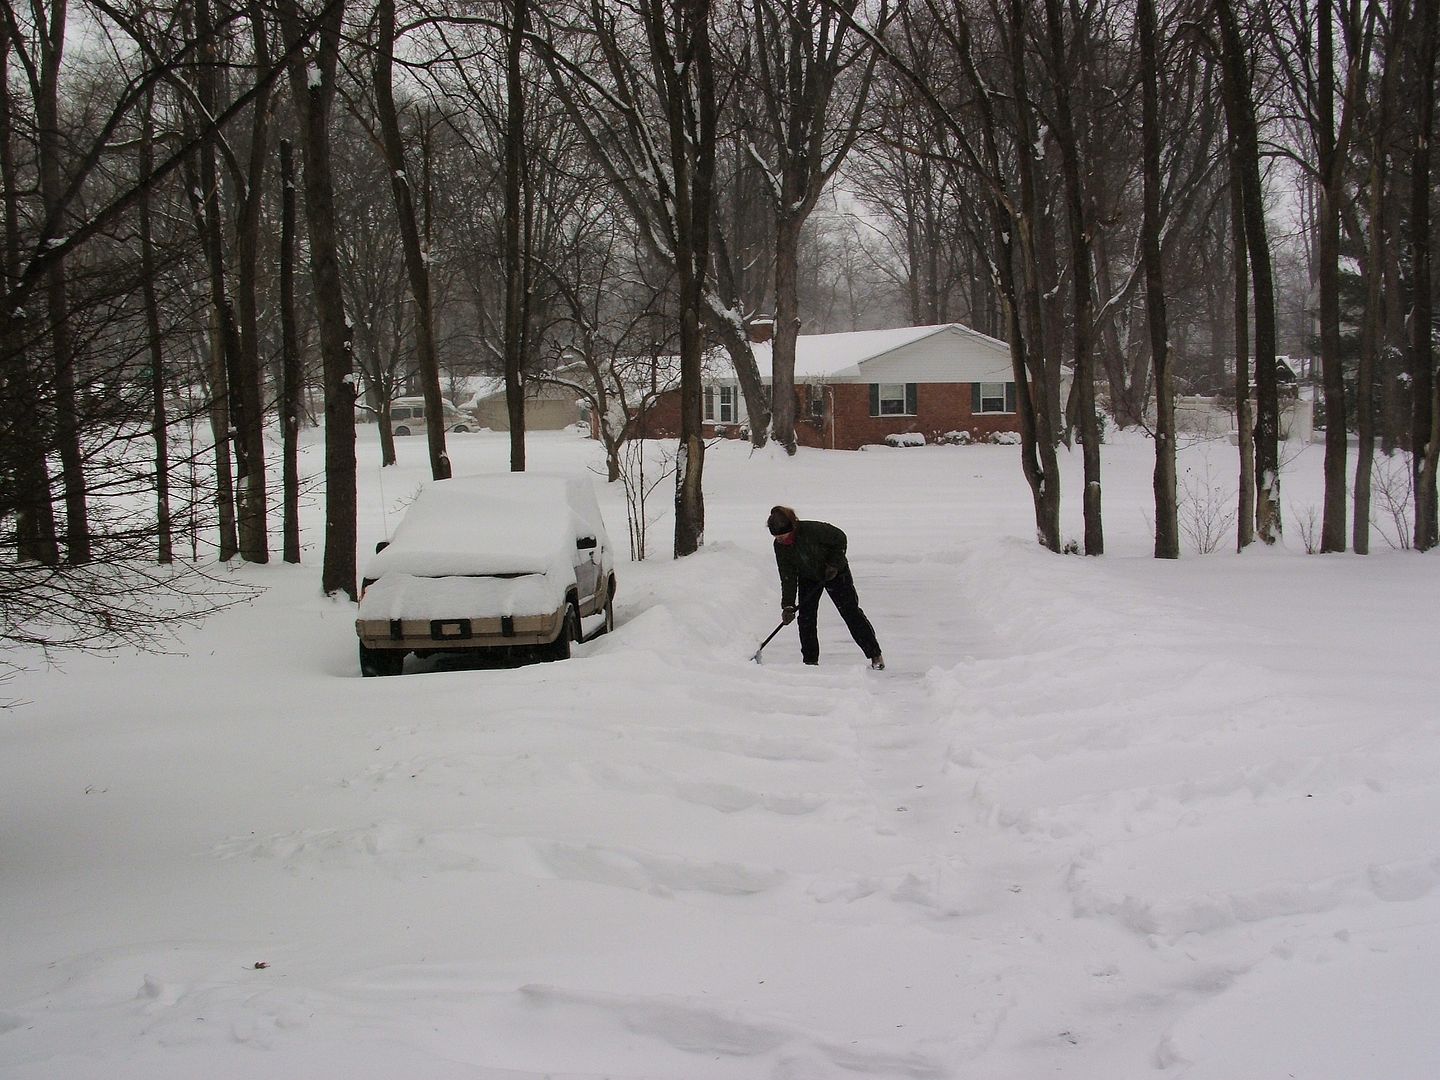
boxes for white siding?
[854,326,1012,384]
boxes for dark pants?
[797,566,880,664]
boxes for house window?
[870,383,917,416]
[807,384,825,423]
[972,382,1016,414]
[704,384,738,424]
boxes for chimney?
[746,316,775,344]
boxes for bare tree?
[1042,0,1102,553]
[30,0,89,562]
[1413,0,1439,549]
[858,0,1064,550]
[536,0,719,556]
[1140,0,1177,557]
[278,0,358,598]
[1230,136,1257,550]
[1269,0,1376,551]
[371,0,452,480]
[333,115,412,465]
[279,138,303,565]
[1215,0,1283,544]
[137,93,173,564]
[738,0,881,452]
[537,210,680,483]
[497,0,528,470]
[1352,0,1407,553]
[0,15,59,565]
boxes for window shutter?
[1005,382,1017,413]
[869,383,880,416]
[971,383,981,413]
[906,383,918,415]
[703,386,713,421]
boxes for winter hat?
[767,505,798,536]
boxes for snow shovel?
[750,622,787,664]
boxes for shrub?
[884,432,926,448]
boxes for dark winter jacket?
[774,520,849,608]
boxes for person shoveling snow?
[766,504,884,670]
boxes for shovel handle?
[751,621,787,662]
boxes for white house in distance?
[638,322,1026,449]
[464,375,585,432]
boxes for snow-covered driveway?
[2,431,1437,1078]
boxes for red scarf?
[775,531,796,546]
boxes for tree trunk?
[502,0,529,472]
[661,0,716,558]
[280,139,302,565]
[675,276,708,557]
[139,103,173,564]
[1232,139,1256,550]
[35,1,88,564]
[1,26,59,564]
[231,4,274,564]
[1354,1,1404,554]
[1380,186,1407,452]
[903,182,923,325]
[280,0,357,599]
[1413,0,1439,549]
[1317,0,1348,552]
[1353,161,1383,555]
[770,216,803,453]
[992,212,1055,550]
[192,0,264,563]
[1139,0,1177,558]
[204,307,239,559]
[374,0,451,482]
[1217,0,1281,543]
[922,176,944,321]
[1045,0,1102,554]
[1009,0,1062,550]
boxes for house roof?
[741,323,1013,383]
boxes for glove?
[781,605,796,625]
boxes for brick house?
[631,322,1023,450]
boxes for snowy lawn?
[2,427,1437,1079]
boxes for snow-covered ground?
[2,426,1437,1079]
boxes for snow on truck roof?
[363,473,604,581]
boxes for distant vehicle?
[355,473,616,676]
[387,396,474,436]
